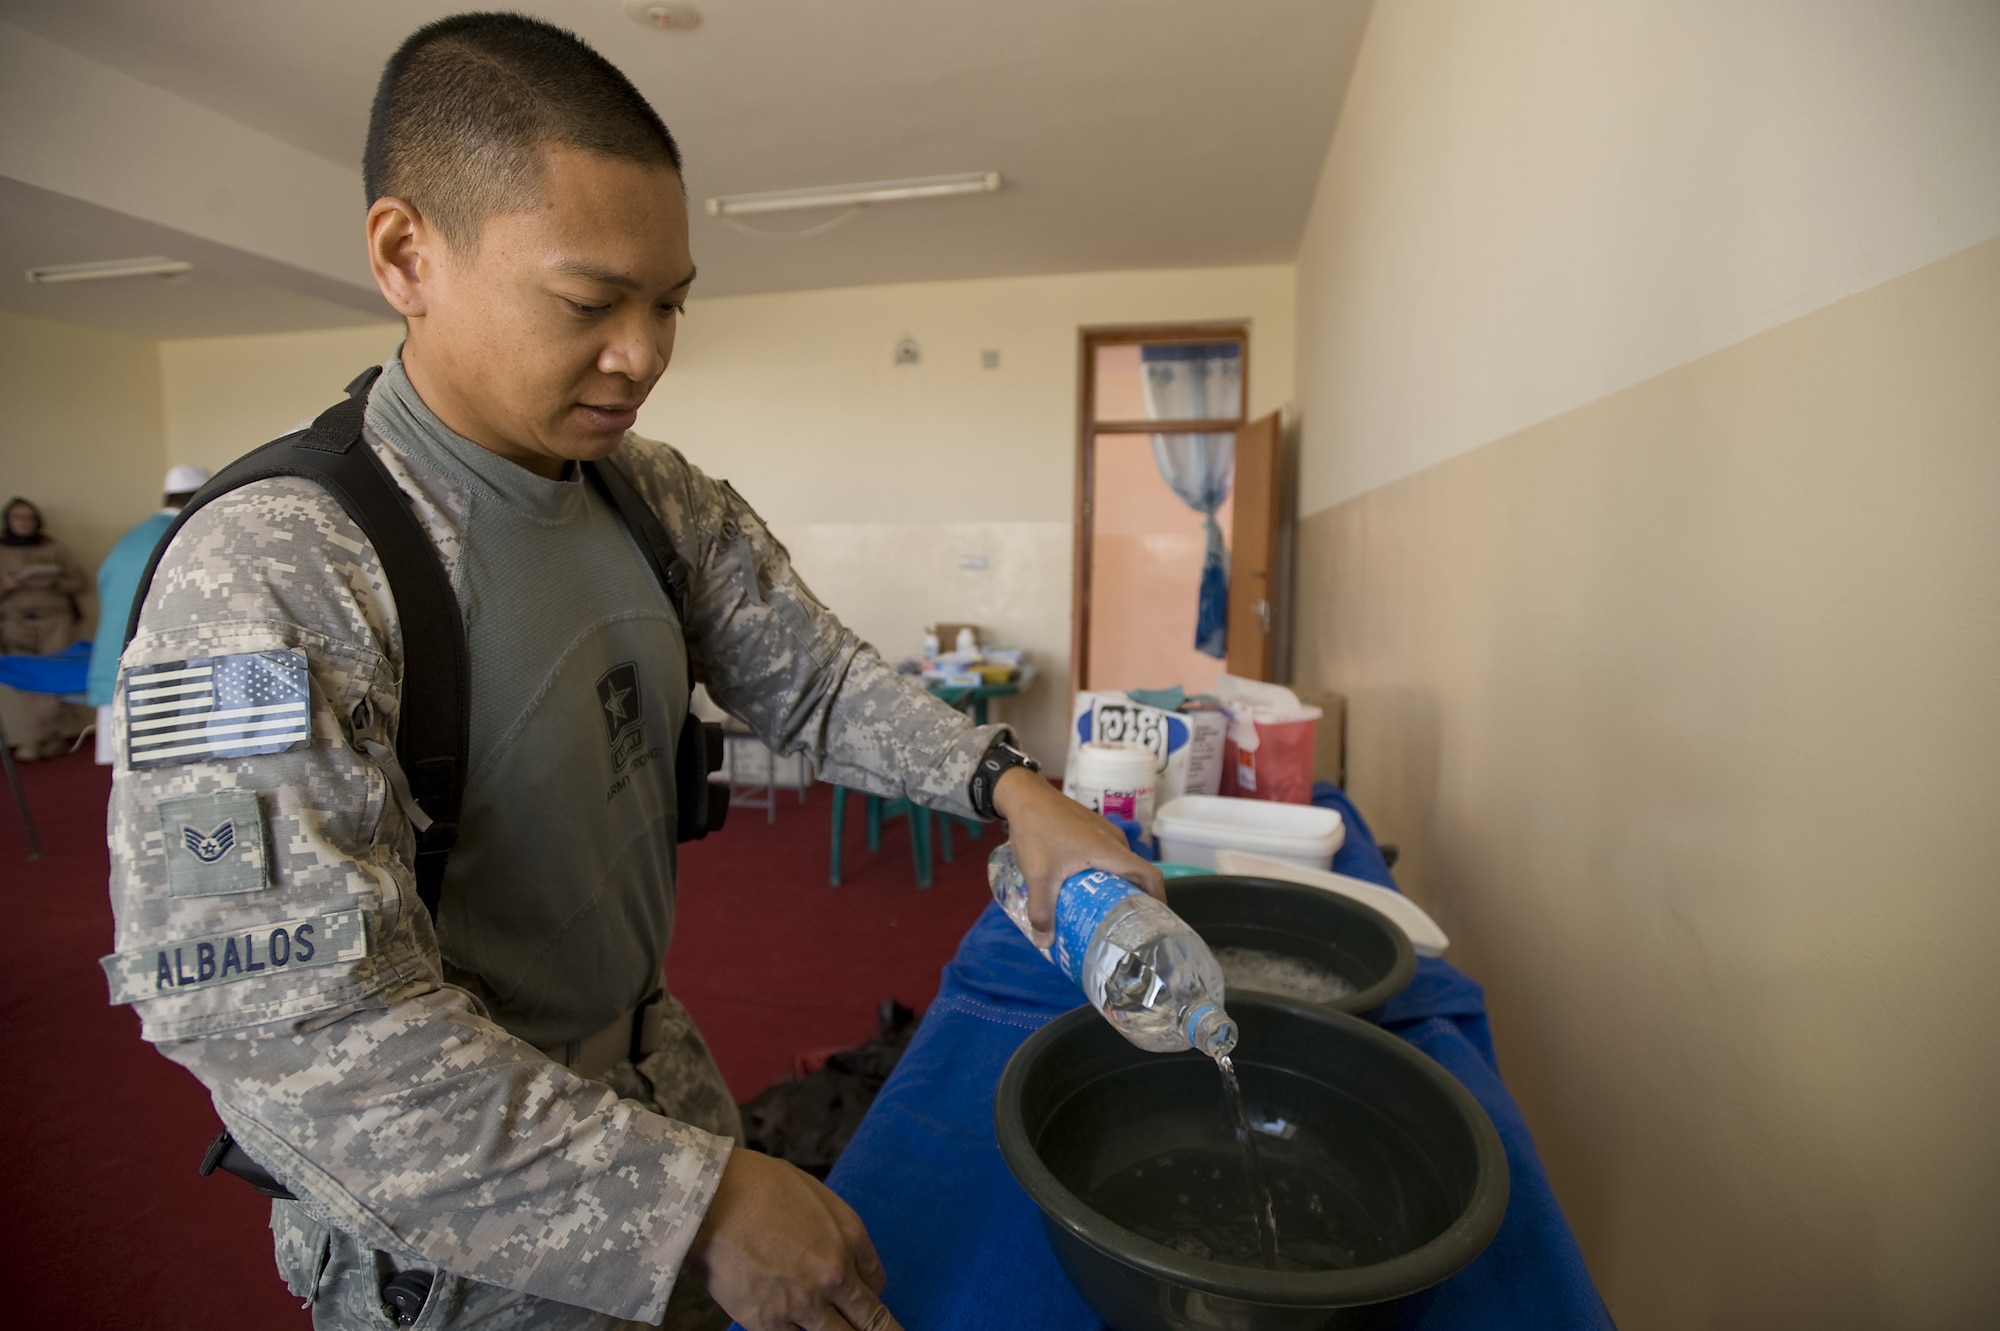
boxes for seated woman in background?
[1,497,89,761]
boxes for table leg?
[829,786,847,886]
[0,710,44,861]
[912,810,932,889]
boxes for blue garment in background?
[87,510,173,705]
[806,784,1614,1331]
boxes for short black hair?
[364,12,683,251]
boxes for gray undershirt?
[366,358,687,1049]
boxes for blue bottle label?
[1050,870,1142,985]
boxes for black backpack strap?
[127,367,469,918]
[581,458,692,621]
[582,458,727,841]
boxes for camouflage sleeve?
[106,480,728,1323]
[613,436,1007,819]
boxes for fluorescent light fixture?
[706,171,1001,218]
[26,256,193,285]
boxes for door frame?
[1071,322,1250,698]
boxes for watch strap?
[969,739,1040,821]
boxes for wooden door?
[1071,326,1249,696]
[1226,411,1282,680]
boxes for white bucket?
[1151,794,1345,870]
[1064,741,1159,837]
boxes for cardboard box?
[1067,691,1226,804]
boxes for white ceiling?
[0,178,392,339]
[1,0,1369,332]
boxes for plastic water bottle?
[988,842,1238,1058]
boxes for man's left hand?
[991,766,1165,947]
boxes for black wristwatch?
[969,738,1041,821]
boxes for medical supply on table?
[1152,794,1345,870]
[1213,673,1322,804]
[988,842,1237,1057]
[1062,740,1160,840]
[1067,689,1226,806]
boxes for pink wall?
[1094,344,1149,420]
[1086,432,1235,692]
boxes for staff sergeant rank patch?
[100,911,368,1006]
[159,791,270,896]
[124,650,312,768]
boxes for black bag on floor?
[739,999,918,1178]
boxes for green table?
[925,664,1035,727]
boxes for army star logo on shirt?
[597,661,646,771]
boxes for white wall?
[646,264,1294,761]
[0,20,376,303]
[157,264,1297,765]
[1293,0,2000,512]
[646,265,1293,529]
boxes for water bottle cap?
[1185,1004,1238,1057]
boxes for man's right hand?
[688,1148,904,1331]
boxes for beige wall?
[1288,2,2000,1323]
[159,322,403,470]
[1296,234,2000,1329]
[0,307,165,636]
[155,265,1294,765]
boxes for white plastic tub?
[1064,741,1160,839]
[1151,794,1345,871]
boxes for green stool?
[932,811,986,865]
[829,787,991,887]
[831,787,932,888]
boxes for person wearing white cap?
[87,464,212,762]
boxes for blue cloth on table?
[793,783,1612,1331]
[0,640,92,696]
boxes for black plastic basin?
[1166,876,1417,1015]
[996,998,1508,1331]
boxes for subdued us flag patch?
[124,650,313,768]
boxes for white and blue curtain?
[1141,343,1241,659]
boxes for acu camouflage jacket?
[101,407,1003,1322]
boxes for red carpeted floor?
[0,749,992,1328]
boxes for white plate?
[1211,848,1450,957]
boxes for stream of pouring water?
[1214,1054,1280,1268]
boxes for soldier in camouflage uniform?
[102,14,1160,1331]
